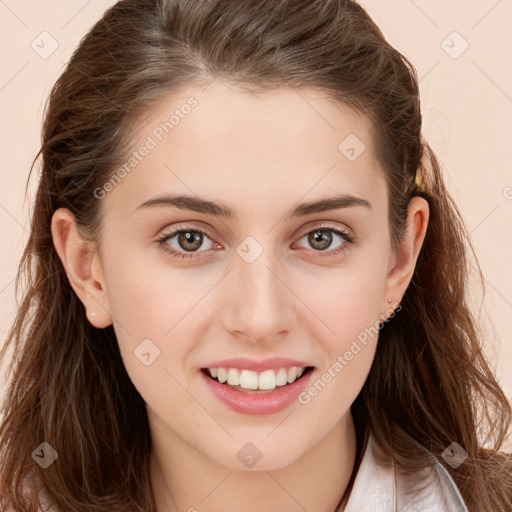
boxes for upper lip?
[202,357,313,372]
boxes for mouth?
[200,366,315,394]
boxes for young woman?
[1,1,511,511]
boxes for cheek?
[297,258,387,345]
[296,339,376,442]
[291,250,387,410]
[101,252,200,388]
[294,269,384,431]
[104,246,211,337]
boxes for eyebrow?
[135,193,372,220]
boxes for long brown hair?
[1,1,511,510]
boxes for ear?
[51,208,113,328]
[381,196,429,321]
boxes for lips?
[199,358,315,415]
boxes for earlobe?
[381,196,429,317]
[51,208,113,328]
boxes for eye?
[156,226,219,260]
[156,223,356,261]
[293,225,355,257]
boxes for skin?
[51,80,429,512]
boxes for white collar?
[341,433,469,511]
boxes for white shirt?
[342,433,469,511]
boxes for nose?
[220,245,297,345]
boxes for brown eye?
[176,231,204,252]
[294,225,355,258]
[307,229,334,251]
[157,226,218,260]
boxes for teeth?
[258,369,276,390]
[207,366,308,391]
[287,367,297,383]
[276,368,288,386]
[239,369,259,389]
[216,368,227,383]
[227,368,240,386]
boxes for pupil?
[310,230,331,250]
[179,231,202,251]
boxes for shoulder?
[343,433,468,512]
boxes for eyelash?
[156,224,356,260]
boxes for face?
[54,80,427,472]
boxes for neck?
[149,412,357,512]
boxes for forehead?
[102,80,387,222]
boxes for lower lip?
[199,369,314,415]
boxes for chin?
[212,440,306,472]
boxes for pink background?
[1,1,511,449]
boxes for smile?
[203,366,312,391]
[199,366,315,415]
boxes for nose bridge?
[223,238,296,342]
